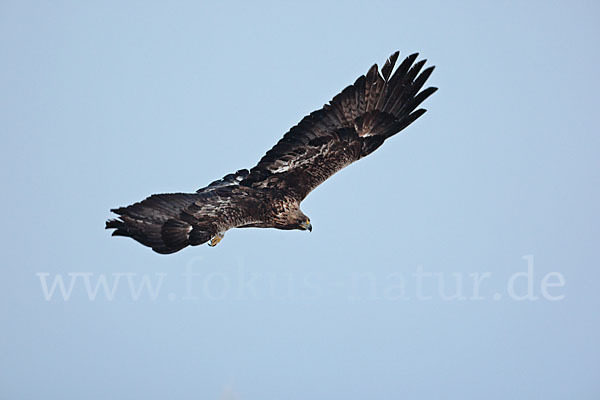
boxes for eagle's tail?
[106,193,212,254]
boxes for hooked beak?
[301,220,312,232]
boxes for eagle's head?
[273,204,312,232]
[297,216,312,232]
[280,209,312,232]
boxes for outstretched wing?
[241,51,437,200]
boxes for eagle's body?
[106,51,437,254]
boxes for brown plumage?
[106,51,437,254]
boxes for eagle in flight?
[106,51,437,254]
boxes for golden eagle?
[106,51,437,254]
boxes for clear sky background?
[1,1,599,399]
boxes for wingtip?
[381,51,401,81]
[387,51,400,64]
[367,63,378,77]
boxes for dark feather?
[381,51,400,81]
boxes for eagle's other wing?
[241,52,437,200]
[106,179,265,254]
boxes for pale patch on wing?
[270,165,291,174]
[267,149,322,174]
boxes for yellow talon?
[208,232,224,247]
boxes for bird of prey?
[106,51,437,254]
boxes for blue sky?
[1,1,599,399]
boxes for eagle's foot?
[208,232,224,247]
